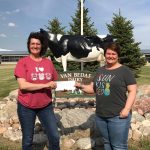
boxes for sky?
[0,0,150,51]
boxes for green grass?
[0,135,21,150]
[129,137,150,150]
[136,66,150,85]
[0,64,18,99]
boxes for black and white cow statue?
[40,29,115,72]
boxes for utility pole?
[81,0,83,35]
[80,0,84,71]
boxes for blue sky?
[0,0,150,51]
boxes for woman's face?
[29,38,42,56]
[105,49,119,65]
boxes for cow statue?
[40,29,115,72]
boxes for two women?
[15,32,136,150]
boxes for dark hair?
[104,42,121,57]
[27,32,48,56]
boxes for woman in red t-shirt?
[14,32,60,150]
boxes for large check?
[55,81,76,91]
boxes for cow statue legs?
[60,52,105,72]
[97,53,105,67]
[61,55,68,72]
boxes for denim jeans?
[17,102,60,150]
[95,113,131,150]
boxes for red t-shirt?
[14,56,58,108]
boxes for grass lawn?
[0,135,21,150]
[0,64,18,99]
[136,65,150,85]
[129,137,150,150]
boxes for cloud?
[8,22,16,27]
[13,9,20,13]
[5,11,11,15]
[0,33,7,38]
[0,9,20,25]
[5,9,20,15]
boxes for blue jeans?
[95,114,131,150]
[17,102,60,150]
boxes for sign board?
[55,71,95,98]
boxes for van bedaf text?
[59,73,92,82]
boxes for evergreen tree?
[107,11,146,75]
[68,0,97,35]
[68,0,99,72]
[45,18,66,71]
[46,17,66,34]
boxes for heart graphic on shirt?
[39,67,44,72]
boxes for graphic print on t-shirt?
[96,74,115,96]
[104,82,110,96]
[31,66,52,81]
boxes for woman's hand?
[46,81,57,89]
[74,82,94,94]
[119,108,130,118]
[74,82,82,89]
[120,84,137,118]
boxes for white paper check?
[55,81,76,91]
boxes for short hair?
[27,32,48,56]
[104,42,121,57]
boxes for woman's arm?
[75,82,95,94]
[120,84,137,118]
[17,78,57,91]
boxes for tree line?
[45,0,146,76]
